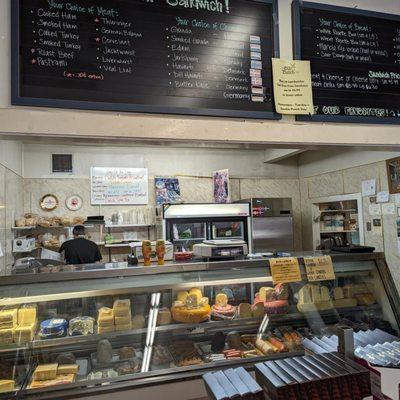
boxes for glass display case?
[0,253,399,399]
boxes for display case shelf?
[0,304,382,354]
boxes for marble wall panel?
[343,162,385,194]
[307,171,344,198]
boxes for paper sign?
[271,58,314,115]
[269,257,302,285]
[369,204,382,216]
[0,243,3,258]
[376,191,389,203]
[304,256,335,282]
[362,179,376,197]
[382,203,396,215]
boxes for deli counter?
[0,252,399,399]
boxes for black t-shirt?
[59,238,102,265]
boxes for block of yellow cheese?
[113,299,131,317]
[115,316,131,326]
[33,364,58,381]
[131,315,146,329]
[0,380,15,393]
[0,328,13,345]
[18,305,37,327]
[13,323,36,343]
[177,291,189,303]
[0,309,18,329]
[98,307,113,318]
[115,322,132,332]
[97,315,114,327]
[57,364,79,375]
[97,325,115,334]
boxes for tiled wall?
[300,161,400,290]
[0,165,24,275]
[20,176,303,261]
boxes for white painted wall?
[0,140,23,176]
[0,1,400,145]
[23,143,298,179]
[299,149,400,177]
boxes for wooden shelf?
[320,209,357,214]
[105,224,154,228]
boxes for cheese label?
[304,256,335,282]
[270,257,302,285]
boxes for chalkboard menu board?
[11,0,279,119]
[292,1,400,124]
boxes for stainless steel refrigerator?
[240,198,294,253]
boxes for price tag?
[304,256,335,282]
[269,257,302,285]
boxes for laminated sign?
[269,257,302,285]
[304,256,335,282]
[272,58,314,115]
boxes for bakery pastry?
[39,319,68,339]
[69,317,94,336]
[33,364,58,381]
[252,302,264,318]
[131,315,146,329]
[211,293,236,320]
[157,308,172,326]
[171,288,211,323]
[238,303,252,318]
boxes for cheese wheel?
[171,304,211,323]
[177,291,189,302]
[186,294,199,308]
[215,293,228,307]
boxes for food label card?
[304,256,335,282]
[269,257,302,284]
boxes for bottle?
[142,240,152,266]
[156,240,166,266]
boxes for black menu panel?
[292,1,400,124]
[11,0,279,119]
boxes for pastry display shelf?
[0,304,381,354]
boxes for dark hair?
[73,225,85,236]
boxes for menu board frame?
[11,0,281,120]
[292,0,400,124]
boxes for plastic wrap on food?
[68,317,95,336]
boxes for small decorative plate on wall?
[66,195,83,211]
[40,194,59,211]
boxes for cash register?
[193,239,248,260]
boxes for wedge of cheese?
[0,380,15,393]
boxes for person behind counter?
[59,225,102,264]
